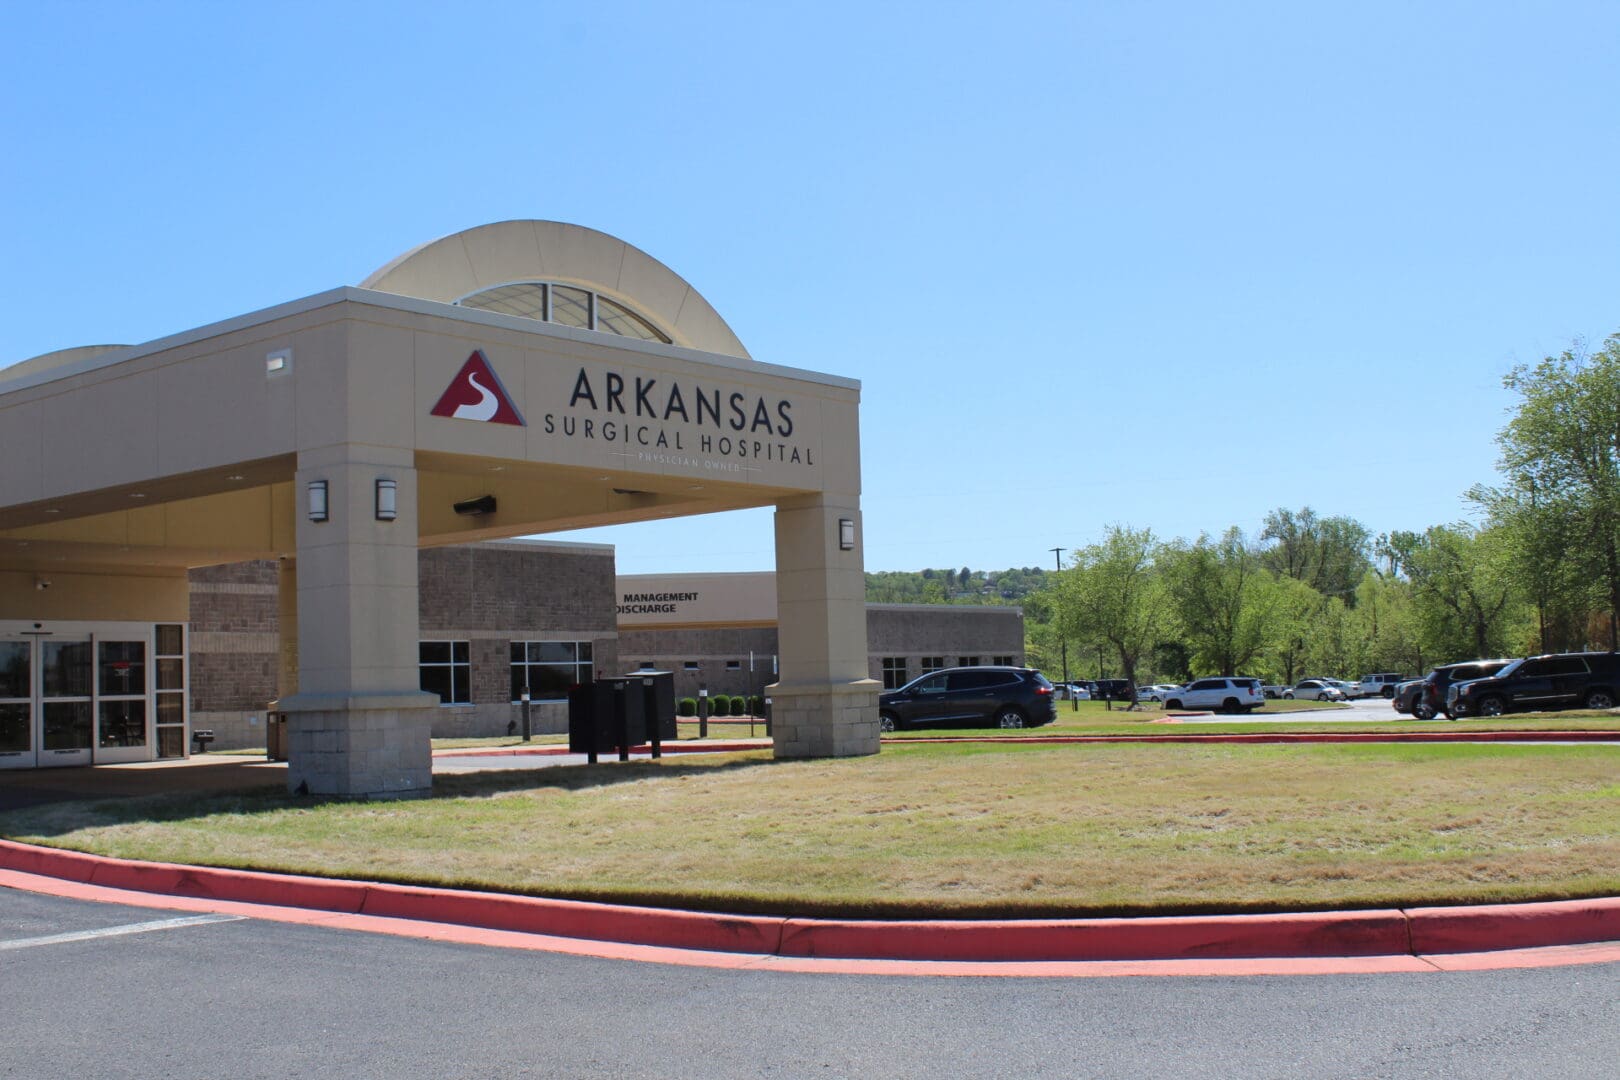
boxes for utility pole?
[1051,547,1072,710]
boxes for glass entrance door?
[0,638,32,769]
[40,638,93,767]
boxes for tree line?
[863,334,1620,686]
[1032,333,1620,686]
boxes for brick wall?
[188,561,279,715]
[863,605,1025,687]
[186,542,618,745]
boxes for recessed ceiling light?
[43,508,60,514]
[226,474,245,482]
[129,493,147,499]
[489,465,507,472]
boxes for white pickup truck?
[1354,672,1406,699]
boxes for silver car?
[1284,679,1345,702]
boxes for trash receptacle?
[568,679,648,754]
[623,670,677,741]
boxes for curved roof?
[2,344,131,381]
[362,220,750,359]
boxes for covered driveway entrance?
[0,221,879,795]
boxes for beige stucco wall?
[0,567,187,622]
[616,571,777,628]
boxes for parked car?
[1447,653,1620,718]
[1057,682,1091,701]
[1162,677,1265,714]
[1354,672,1406,699]
[1136,683,1181,702]
[1284,679,1346,702]
[1093,679,1134,701]
[1412,659,1514,719]
[1262,685,1288,699]
[1322,679,1358,698]
[878,666,1057,731]
[1391,678,1425,715]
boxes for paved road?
[3,889,1616,1079]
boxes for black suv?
[1447,652,1620,717]
[1411,659,1513,719]
[878,667,1056,731]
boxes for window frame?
[881,657,908,690]
[420,639,473,706]
[509,640,594,703]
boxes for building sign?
[543,366,814,473]
[431,350,526,426]
[615,572,778,627]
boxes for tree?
[1399,524,1520,662]
[1469,480,1595,653]
[1160,528,1279,676]
[1052,526,1171,688]
[1263,575,1327,685]
[1497,334,1620,649]
[1259,507,1372,604]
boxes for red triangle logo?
[430,350,525,426]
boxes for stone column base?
[768,680,882,758]
[274,692,439,798]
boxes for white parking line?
[0,914,244,951]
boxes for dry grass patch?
[3,743,1616,918]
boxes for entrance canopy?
[0,221,878,793]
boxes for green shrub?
[709,694,732,716]
[747,695,764,715]
[677,697,697,717]
[730,696,746,717]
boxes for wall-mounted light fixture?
[266,348,292,376]
[375,479,397,521]
[307,480,329,523]
[839,518,856,551]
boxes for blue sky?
[4,2,1616,575]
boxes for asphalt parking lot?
[2,887,1617,1080]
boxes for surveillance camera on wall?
[453,495,498,517]
[34,578,51,591]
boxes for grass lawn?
[4,740,1616,919]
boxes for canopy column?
[277,445,436,797]
[769,493,880,758]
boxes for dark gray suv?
[1447,652,1620,717]
[878,666,1056,731]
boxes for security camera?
[452,494,498,517]
[34,578,51,591]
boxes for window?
[958,656,980,668]
[992,655,1014,666]
[638,660,657,670]
[947,671,995,691]
[510,641,593,702]
[154,624,186,759]
[456,281,672,343]
[921,656,945,675]
[725,659,741,671]
[881,657,908,690]
[420,641,471,705]
[683,661,700,672]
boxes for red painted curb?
[3,838,1616,962]
[433,741,770,759]
[882,731,1620,746]
[1407,897,1620,953]
[359,882,785,954]
[777,910,1412,962]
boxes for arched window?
[456,282,671,344]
